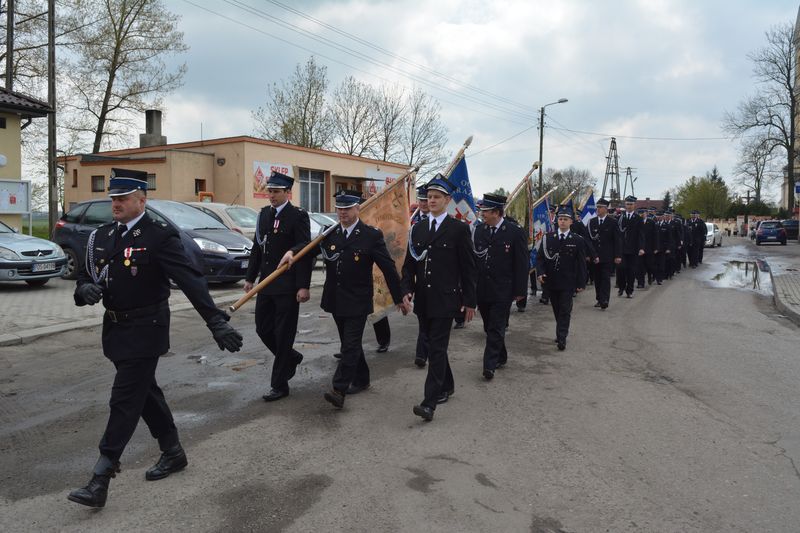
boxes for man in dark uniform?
[68,169,243,508]
[654,210,673,284]
[570,207,596,288]
[402,174,477,421]
[537,206,588,350]
[472,193,528,380]
[539,204,558,305]
[687,210,708,267]
[636,207,659,288]
[410,185,432,367]
[617,196,645,298]
[670,212,684,274]
[587,198,621,309]
[286,190,405,409]
[244,171,312,402]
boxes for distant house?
[634,197,663,211]
[0,88,52,230]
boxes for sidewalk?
[772,272,800,327]
[0,269,326,346]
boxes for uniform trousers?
[478,301,509,371]
[655,253,666,282]
[255,293,302,392]
[621,254,638,294]
[419,316,455,410]
[373,316,390,346]
[637,252,656,285]
[688,245,700,267]
[549,289,574,343]
[698,243,705,264]
[594,262,612,304]
[415,315,429,361]
[99,357,178,463]
[332,314,369,392]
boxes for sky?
[149,0,800,202]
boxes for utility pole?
[47,0,57,233]
[743,189,751,234]
[538,107,544,197]
[5,0,13,91]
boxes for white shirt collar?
[274,200,289,215]
[429,211,447,231]
[341,219,359,236]
[558,229,570,238]
[121,211,146,233]
[492,217,505,231]
[598,216,605,223]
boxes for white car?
[705,223,722,247]
[0,220,67,286]
[187,202,258,240]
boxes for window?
[82,202,112,226]
[195,179,206,195]
[0,117,6,129]
[72,169,78,188]
[147,173,157,190]
[299,168,325,212]
[91,175,104,192]
[63,203,87,223]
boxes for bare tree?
[722,22,796,210]
[60,0,188,153]
[400,88,447,178]
[543,166,596,202]
[733,135,780,203]
[329,76,377,157]
[370,84,405,162]
[252,56,333,149]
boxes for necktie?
[490,226,496,237]
[114,223,127,246]
[560,233,565,241]
[431,219,437,233]
[343,228,349,239]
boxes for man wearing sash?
[68,169,242,508]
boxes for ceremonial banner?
[359,174,412,320]
[580,192,597,226]
[529,196,553,270]
[446,157,478,225]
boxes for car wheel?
[25,279,49,287]
[781,240,787,246]
[61,248,79,280]
[756,240,761,245]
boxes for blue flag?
[446,157,478,225]
[580,192,597,225]
[529,196,553,269]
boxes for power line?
[471,124,537,157]
[549,125,733,142]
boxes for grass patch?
[21,219,52,240]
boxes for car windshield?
[225,206,258,227]
[760,222,780,229]
[310,213,337,226]
[149,200,227,230]
[0,220,13,233]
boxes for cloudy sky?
[155,0,798,201]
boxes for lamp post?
[538,98,568,196]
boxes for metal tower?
[601,137,620,204]
[622,166,638,198]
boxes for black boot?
[145,444,188,481]
[67,459,120,508]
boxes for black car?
[781,219,799,240]
[53,199,252,282]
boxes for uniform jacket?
[473,218,528,304]
[401,215,477,318]
[670,219,684,248]
[618,211,646,255]
[570,219,596,258]
[536,230,588,292]
[656,220,674,253]
[588,215,622,263]
[317,220,402,317]
[75,213,224,361]
[641,217,659,254]
[687,217,707,246]
[246,202,312,295]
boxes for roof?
[0,88,52,117]
[634,198,664,209]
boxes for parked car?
[187,202,258,240]
[781,219,799,240]
[754,220,787,245]
[705,223,722,247]
[0,220,67,286]
[53,199,252,282]
[309,212,338,236]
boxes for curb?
[769,268,800,327]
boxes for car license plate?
[767,236,776,239]
[241,260,249,269]
[32,262,56,272]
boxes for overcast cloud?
[154,0,798,201]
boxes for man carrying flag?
[530,197,553,305]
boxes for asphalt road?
[2,240,800,532]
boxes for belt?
[105,301,168,323]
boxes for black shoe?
[637,283,645,289]
[600,303,608,310]
[453,322,465,330]
[324,389,345,409]
[376,344,389,353]
[262,388,289,402]
[436,392,449,404]
[594,301,601,307]
[145,445,188,481]
[413,404,434,421]
[626,293,633,299]
[539,298,549,304]
[618,290,624,296]
[346,383,370,395]
[287,352,303,379]
[333,352,342,359]
[497,360,507,368]
[483,369,494,380]
[557,341,566,351]
[414,357,426,368]
[67,463,120,508]
[656,281,662,285]
[517,306,526,313]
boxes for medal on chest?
[273,219,280,234]
[123,247,146,270]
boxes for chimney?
[139,110,167,147]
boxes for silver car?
[0,220,67,286]
[186,202,258,240]
[705,223,722,247]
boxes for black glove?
[76,283,103,305]
[207,314,243,352]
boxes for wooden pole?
[577,187,594,211]
[230,166,418,312]
[5,0,13,91]
[47,0,58,235]
[505,162,539,206]
[530,187,558,210]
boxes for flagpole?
[230,166,419,313]
[577,187,594,211]
[505,162,539,206]
[560,189,578,205]
[409,135,473,221]
[530,187,558,210]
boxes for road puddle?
[711,260,772,294]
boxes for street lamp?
[538,98,568,197]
